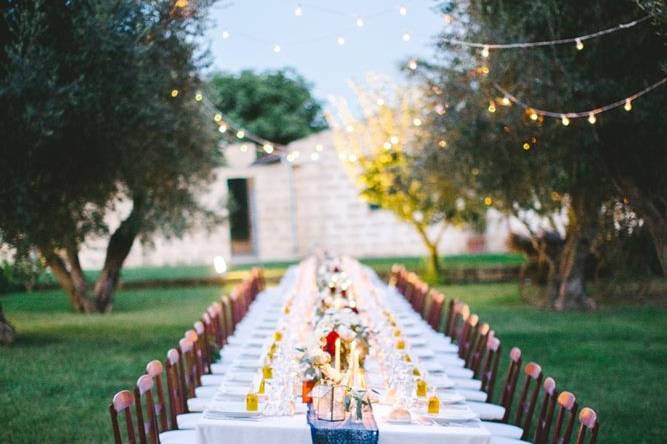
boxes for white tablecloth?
[196,265,491,444]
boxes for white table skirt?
[196,265,490,444]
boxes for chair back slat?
[479,336,501,399]
[427,291,445,330]
[134,375,158,444]
[467,322,490,370]
[534,377,558,444]
[457,313,478,360]
[165,348,187,422]
[444,299,457,337]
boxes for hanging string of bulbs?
[490,77,667,125]
[170,87,285,156]
[446,15,651,54]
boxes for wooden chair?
[412,281,429,315]
[500,347,523,420]
[220,295,234,338]
[479,336,502,400]
[443,299,457,337]
[514,362,543,439]
[575,407,599,444]
[110,390,137,444]
[179,337,198,398]
[457,313,479,360]
[206,304,224,348]
[534,377,558,444]
[165,348,187,425]
[389,264,403,287]
[447,302,470,342]
[466,322,491,369]
[427,290,445,331]
[193,321,211,375]
[134,375,159,444]
[551,391,578,444]
[145,360,169,432]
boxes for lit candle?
[334,337,341,372]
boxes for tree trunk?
[553,196,597,310]
[93,198,144,312]
[414,224,442,283]
[42,250,95,313]
[0,302,16,345]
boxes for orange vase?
[302,380,316,404]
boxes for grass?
[1,274,663,443]
[436,283,667,444]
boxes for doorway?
[227,178,255,256]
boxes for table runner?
[307,403,379,444]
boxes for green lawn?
[1,277,664,443]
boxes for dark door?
[227,178,254,256]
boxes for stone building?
[79,130,509,268]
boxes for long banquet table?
[196,259,491,444]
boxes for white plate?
[383,416,412,424]
[439,392,466,404]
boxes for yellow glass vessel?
[427,393,440,415]
[274,330,283,342]
[246,392,259,412]
[395,339,406,350]
[262,364,273,379]
[403,354,412,363]
[258,378,266,394]
[393,328,401,337]
[416,378,428,397]
[412,367,421,377]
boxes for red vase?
[302,380,316,403]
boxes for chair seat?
[201,373,226,386]
[467,401,505,420]
[452,377,482,390]
[483,421,524,439]
[195,385,217,398]
[177,412,203,430]
[210,362,227,374]
[489,436,531,444]
[438,356,465,367]
[159,429,197,444]
[187,397,208,412]
[458,388,488,402]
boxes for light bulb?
[195,92,203,102]
[484,196,493,206]
[273,44,281,53]
[561,115,570,126]
[236,130,245,138]
[443,14,453,24]
[218,124,227,133]
[337,36,345,46]
[356,17,364,27]
[315,144,324,152]
[501,97,511,106]
[408,59,417,70]
[222,30,230,39]
[399,5,407,16]
[263,143,274,153]
[588,113,596,124]
[529,112,538,121]
[624,99,632,111]
[488,101,496,113]
[383,141,392,150]
[390,136,399,144]
[522,142,531,150]
[214,113,222,122]
[412,118,422,126]
[294,5,303,16]
[438,139,447,148]
[311,152,319,161]
[481,46,490,58]
[376,98,385,106]
[402,32,411,42]
[170,89,179,97]
[240,144,248,152]
[576,38,584,50]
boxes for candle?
[334,338,341,372]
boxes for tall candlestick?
[334,338,341,372]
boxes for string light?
[195,92,203,102]
[488,101,496,113]
[240,144,248,152]
[236,129,245,139]
[399,5,407,16]
[443,14,453,24]
[402,32,411,42]
[412,118,422,127]
[175,0,188,8]
[263,143,274,153]
[383,141,392,149]
[390,135,399,144]
[484,196,493,205]
[170,89,179,98]
[315,144,324,152]
[408,59,417,70]
[214,113,223,122]
[222,30,230,40]
[218,124,228,133]
[522,142,531,150]
[273,44,281,53]
[442,16,650,50]
[356,17,364,28]
[494,77,666,122]
[337,36,346,45]
[481,45,490,58]
[438,139,447,148]
[294,5,303,16]
[561,115,570,126]
[500,97,511,106]
[624,98,632,111]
